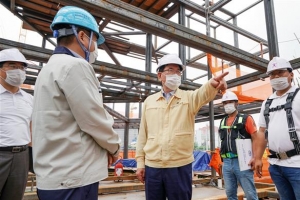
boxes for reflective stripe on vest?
[220,115,244,129]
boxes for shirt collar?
[53,46,83,59]
[0,84,22,95]
[161,89,176,98]
[156,88,183,101]
[0,84,5,94]
[69,49,82,58]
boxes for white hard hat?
[222,91,238,102]
[0,48,28,67]
[266,57,292,75]
[156,54,185,72]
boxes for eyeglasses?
[268,69,289,78]
[4,63,27,71]
[163,69,182,76]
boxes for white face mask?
[165,74,181,90]
[224,103,236,114]
[89,41,98,64]
[0,69,26,87]
[270,77,289,91]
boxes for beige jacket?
[136,81,217,168]
[32,53,120,189]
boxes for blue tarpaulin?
[112,159,137,168]
[192,151,211,171]
[113,151,211,172]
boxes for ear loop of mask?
[71,25,94,62]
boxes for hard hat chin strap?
[71,25,92,62]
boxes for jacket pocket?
[170,132,194,160]
[230,129,239,139]
[143,138,161,161]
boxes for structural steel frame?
[1,0,299,159]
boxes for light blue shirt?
[162,90,175,102]
[0,84,33,146]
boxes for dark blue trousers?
[37,182,99,200]
[145,163,192,200]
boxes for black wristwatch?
[110,144,120,156]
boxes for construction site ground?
[24,171,278,200]
[97,181,238,200]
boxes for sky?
[0,0,299,136]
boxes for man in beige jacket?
[136,54,228,200]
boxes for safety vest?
[219,113,251,155]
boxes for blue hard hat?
[50,6,105,45]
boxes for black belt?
[268,149,299,159]
[0,145,28,153]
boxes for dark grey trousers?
[0,148,29,200]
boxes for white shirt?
[258,85,300,167]
[0,84,33,146]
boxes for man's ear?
[77,31,85,42]
[235,101,239,107]
[290,71,294,82]
[157,73,161,81]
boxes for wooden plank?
[102,175,138,181]
[192,178,212,185]
[99,182,145,194]
[23,192,38,200]
[254,182,276,189]
[201,188,277,200]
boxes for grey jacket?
[32,53,120,189]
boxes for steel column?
[178,3,186,80]
[124,102,130,159]
[264,0,279,59]
[205,0,216,178]
[145,33,152,73]
[145,33,153,95]
[233,16,242,92]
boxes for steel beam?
[210,0,232,13]
[187,53,207,64]
[102,31,145,36]
[0,0,56,47]
[103,104,129,122]
[99,19,110,31]
[51,0,269,72]
[227,57,300,87]
[218,8,235,17]
[1,38,300,91]
[101,43,121,66]
[0,38,205,90]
